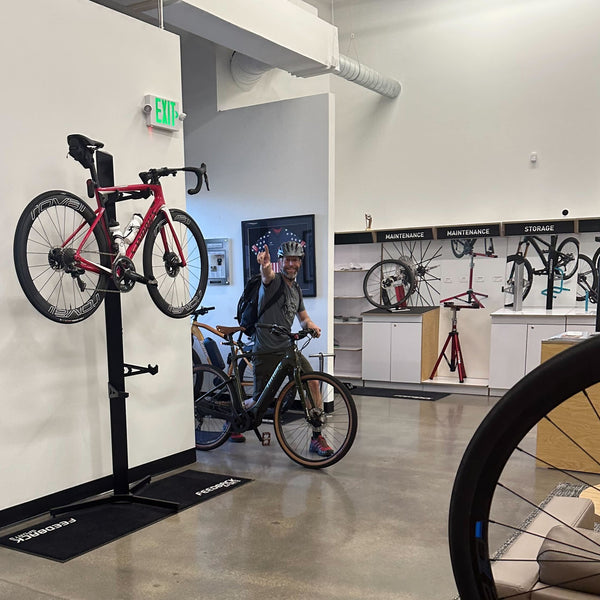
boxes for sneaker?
[309,434,333,457]
[230,433,246,443]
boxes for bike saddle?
[217,325,245,336]
[67,133,104,149]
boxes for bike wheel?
[363,259,416,310]
[193,364,233,450]
[143,208,208,318]
[555,237,579,280]
[576,254,598,302]
[13,190,111,324]
[503,255,533,307]
[449,334,600,599]
[273,372,358,469]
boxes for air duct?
[230,51,401,99]
[335,54,401,99]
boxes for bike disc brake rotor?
[163,251,181,277]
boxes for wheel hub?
[163,251,181,277]
[308,407,326,428]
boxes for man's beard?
[282,266,298,280]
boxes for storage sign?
[143,94,185,131]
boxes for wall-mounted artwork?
[241,214,316,297]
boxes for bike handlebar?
[138,164,209,194]
[191,306,215,318]
[256,323,317,341]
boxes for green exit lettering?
[155,97,179,127]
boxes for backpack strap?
[257,275,285,319]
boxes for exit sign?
[143,94,185,131]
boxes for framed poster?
[241,214,316,297]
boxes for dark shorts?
[252,351,313,403]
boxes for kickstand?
[253,429,271,446]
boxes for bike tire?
[503,255,533,307]
[193,364,233,450]
[363,259,417,310]
[273,371,358,469]
[576,254,598,303]
[555,236,579,280]
[449,334,600,599]
[143,208,208,318]
[13,190,111,324]
[593,246,600,272]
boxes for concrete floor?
[0,392,499,600]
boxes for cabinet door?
[525,323,566,375]
[390,322,422,383]
[489,323,528,390]
[362,322,391,381]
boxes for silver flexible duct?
[335,54,401,99]
[230,51,401,99]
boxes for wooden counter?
[536,338,600,474]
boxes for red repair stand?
[429,302,479,383]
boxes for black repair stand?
[52,151,178,517]
[429,303,479,383]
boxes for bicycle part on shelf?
[112,256,137,292]
[576,253,598,303]
[503,254,533,307]
[193,364,234,450]
[363,258,417,310]
[273,371,358,469]
[555,236,579,280]
[143,208,208,318]
[449,334,600,600]
[13,191,111,324]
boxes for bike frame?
[516,235,553,275]
[66,182,183,276]
[197,336,307,429]
[191,319,253,379]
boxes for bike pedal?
[261,432,271,446]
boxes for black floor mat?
[0,470,251,562]
[350,387,448,401]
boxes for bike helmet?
[277,241,305,259]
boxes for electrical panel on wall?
[207,238,230,285]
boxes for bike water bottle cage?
[138,164,209,195]
[67,134,104,169]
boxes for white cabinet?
[488,323,527,390]
[362,307,439,384]
[487,308,598,391]
[525,324,565,374]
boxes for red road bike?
[13,134,209,324]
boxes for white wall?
[1,0,193,511]
[181,34,333,367]
[329,0,600,232]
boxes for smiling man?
[247,241,332,457]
